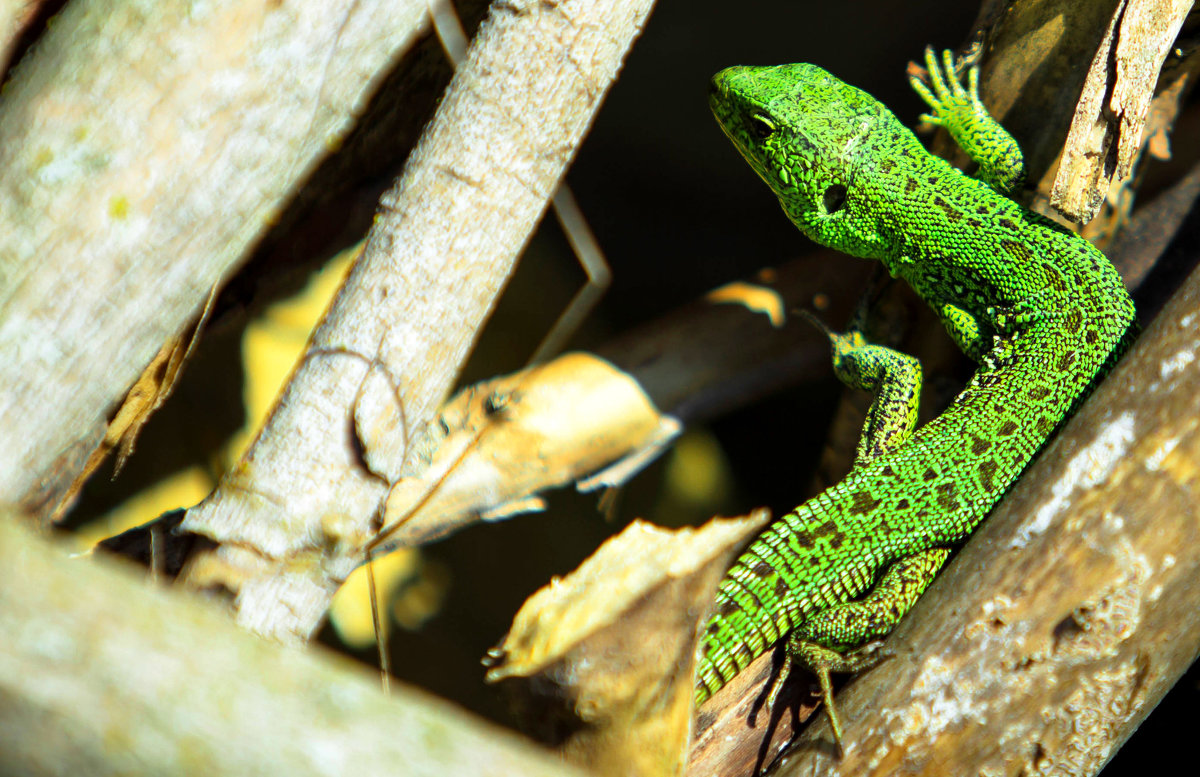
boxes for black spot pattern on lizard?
[978,459,998,491]
[774,576,791,598]
[922,467,937,482]
[813,520,839,538]
[1001,240,1032,264]
[970,436,992,455]
[1085,329,1099,345]
[752,560,774,578]
[933,195,961,222]
[1058,351,1076,371]
[1027,385,1052,400]
[849,491,883,515]
[905,176,918,195]
[974,373,1002,390]
[998,420,1019,436]
[1063,309,1083,334]
[935,482,958,511]
[1041,262,1067,292]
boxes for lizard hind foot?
[786,638,891,757]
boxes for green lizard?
[695,49,1136,749]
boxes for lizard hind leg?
[780,546,953,753]
[765,636,887,756]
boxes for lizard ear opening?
[823,183,848,214]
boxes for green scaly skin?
[695,49,1136,748]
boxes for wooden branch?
[1051,0,1195,222]
[0,0,432,519]
[101,253,870,576]
[0,0,40,73]
[0,517,584,777]
[918,0,1199,234]
[178,0,658,644]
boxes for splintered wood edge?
[377,353,669,547]
[487,515,768,682]
[1051,0,1193,223]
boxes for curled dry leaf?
[483,513,770,777]
[372,353,680,550]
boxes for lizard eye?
[823,183,847,214]
[749,114,776,139]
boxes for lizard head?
[709,63,899,259]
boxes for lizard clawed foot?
[770,638,892,757]
[761,646,848,757]
[909,47,983,129]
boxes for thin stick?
[365,547,391,695]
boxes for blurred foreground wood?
[0,517,584,777]
[0,0,433,519]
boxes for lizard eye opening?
[823,183,848,214]
[749,114,776,139]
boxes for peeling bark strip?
[0,0,432,520]
[1050,0,1194,223]
[181,0,657,643]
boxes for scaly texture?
[695,49,1136,746]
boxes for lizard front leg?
[817,322,921,466]
[909,47,1025,195]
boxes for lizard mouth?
[707,72,726,101]
[707,72,731,121]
